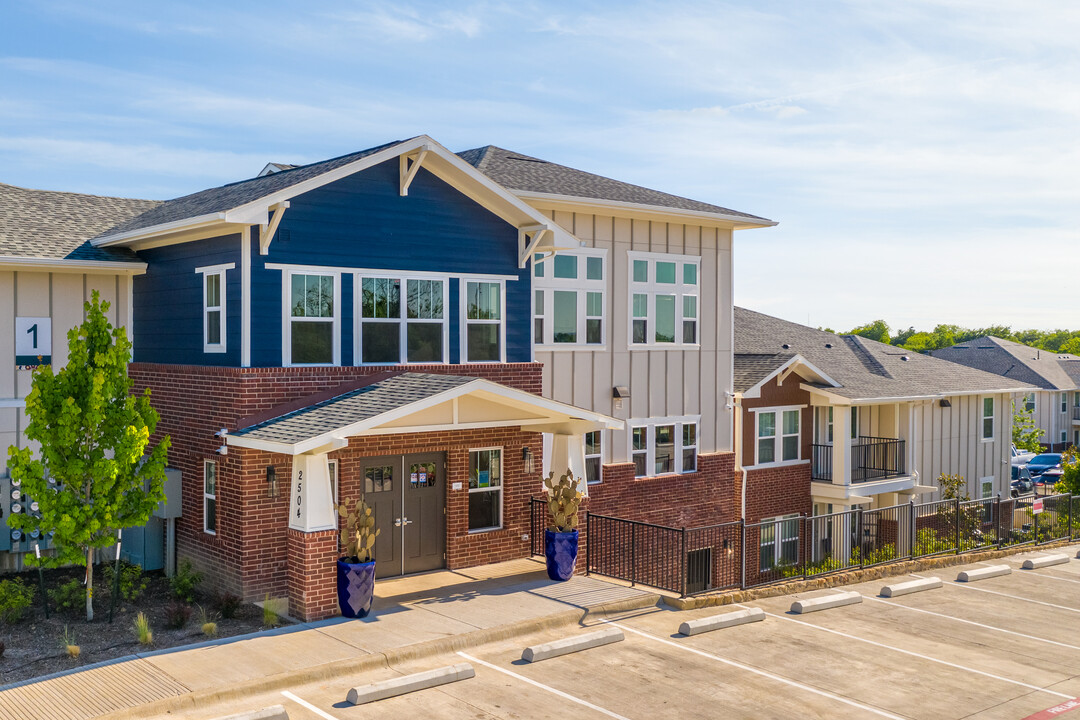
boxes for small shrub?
[196,604,218,637]
[0,578,35,623]
[134,612,153,645]
[169,559,204,603]
[215,591,242,619]
[164,601,192,629]
[51,579,86,615]
[102,561,148,603]
[62,626,79,659]
[202,621,218,637]
[262,594,284,628]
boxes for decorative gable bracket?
[518,224,551,269]
[399,144,432,196]
[259,202,290,256]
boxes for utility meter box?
[154,468,183,520]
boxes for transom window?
[468,448,502,531]
[628,251,700,347]
[357,275,447,364]
[196,263,232,354]
[755,407,802,466]
[464,281,504,362]
[630,418,700,477]
[533,250,606,348]
[286,271,338,365]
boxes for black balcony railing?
[1073,406,1080,422]
[811,436,906,483]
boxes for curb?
[663,539,1079,610]
[96,592,661,720]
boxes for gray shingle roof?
[930,336,1080,391]
[458,145,773,224]
[231,372,475,446]
[734,353,795,393]
[735,307,1036,401]
[93,139,410,240]
[0,183,158,263]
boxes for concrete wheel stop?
[521,627,625,662]
[346,663,475,705]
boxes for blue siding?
[249,158,529,366]
[133,235,241,365]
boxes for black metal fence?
[811,437,906,483]
[530,493,1080,597]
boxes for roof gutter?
[511,190,778,229]
[0,255,147,274]
[91,213,229,248]
[803,385,1038,405]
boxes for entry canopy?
[226,372,622,456]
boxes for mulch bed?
[0,566,288,687]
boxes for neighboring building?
[0,183,157,569]
[932,336,1080,450]
[7,135,767,619]
[734,308,1036,539]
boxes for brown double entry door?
[358,453,447,578]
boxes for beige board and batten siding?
[534,210,733,464]
[0,269,130,461]
[911,393,1012,500]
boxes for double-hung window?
[628,252,700,347]
[203,460,217,535]
[468,448,502,531]
[196,263,232,353]
[759,514,799,571]
[358,275,447,364]
[755,408,801,465]
[464,281,503,362]
[1024,393,1036,413]
[982,397,995,440]
[1062,392,1068,413]
[584,431,603,484]
[533,250,606,348]
[286,271,338,365]
[629,418,700,477]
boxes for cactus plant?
[543,471,583,532]
[338,496,381,563]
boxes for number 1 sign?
[15,317,51,367]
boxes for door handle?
[394,518,402,527]
[402,517,412,526]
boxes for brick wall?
[286,529,338,621]
[740,463,812,524]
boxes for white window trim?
[195,263,234,354]
[982,396,995,443]
[748,405,807,469]
[281,268,341,367]
[626,250,701,350]
[585,430,603,484]
[1024,393,1037,413]
[627,416,702,478]
[468,446,503,532]
[978,476,994,500]
[203,460,217,536]
[534,248,608,351]
[1061,392,1068,414]
[460,279,507,364]
[354,273,450,366]
[760,513,799,569]
[328,459,339,507]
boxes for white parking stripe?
[281,690,341,720]
[911,573,1080,614]
[1009,570,1080,585]
[750,608,1073,700]
[862,595,1080,651]
[457,652,631,720]
[609,622,909,719]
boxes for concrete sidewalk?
[0,559,659,720]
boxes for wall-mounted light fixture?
[216,444,228,455]
[522,447,534,474]
[612,386,630,411]
[939,398,952,408]
[266,465,279,499]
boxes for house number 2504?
[295,470,303,518]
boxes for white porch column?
[289,453,337,532]
[832,406,852,486]
[550,433,587,496]
[831,503,856,560]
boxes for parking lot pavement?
[159,546,1080,720]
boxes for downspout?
[733,393,746,519]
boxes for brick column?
[286,529,339,621]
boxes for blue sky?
[2,1,1077,332]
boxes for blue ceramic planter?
[336,559,376,618]
[544,529,579,581]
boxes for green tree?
[1059,336,1080,355]
[6,292,170,621]
[938,473,968,500]
[1012,400,1045,453]
[848,319,890,344]
[1054,448,1080,495]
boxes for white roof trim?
[226,377,622,456]
[800,384,1037,405]
[92,135,581,250]
[0,255,147,274]
[512,190,778,229]
[741,354,840,399]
